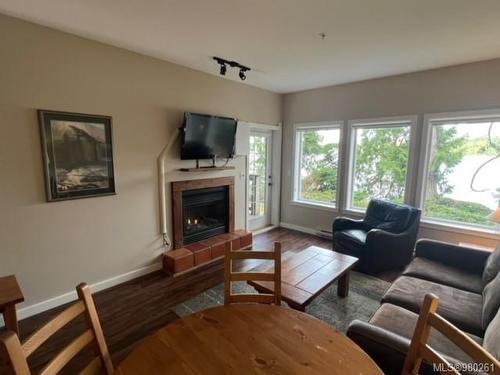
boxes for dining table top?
[116,304,383,375]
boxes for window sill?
[290,200,338,213]
[420,219,500,240]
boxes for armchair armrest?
[332,217,365,232]
[415,239,490,275]
[346,320,409,374]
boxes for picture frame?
[38,109,116,202]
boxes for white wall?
[0,13,281,314]
[282,58,500,248]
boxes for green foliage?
[425,196,494,226]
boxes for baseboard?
[279,222,318,236]
[251,225,278,236]
[0,262,162,327]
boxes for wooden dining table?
[116,304,383,375]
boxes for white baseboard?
[0,262,162,327]
[279,222,318,236]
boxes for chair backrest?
[364,199,420,234]
[224,242,281,305]
[402,293,500,375]
[1,283,113,375]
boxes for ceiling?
[1,0,500,93]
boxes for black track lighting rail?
[213,56,251,81]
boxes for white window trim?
[417,109,500,235]
[343,115,419,213]
[292,121,344,211]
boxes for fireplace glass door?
[182,186,228,245]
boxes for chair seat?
[402,257,484,294]
[382,276,484,336]
[334,229,368,246]
[370,303,482,364]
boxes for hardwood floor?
[1,228,384,374]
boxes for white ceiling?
[2,0,500,93]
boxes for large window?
[347,118,415,210]
[293,124,341,208]
[421,115,500,229]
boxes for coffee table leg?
[287,301,306,312]
[337,272,350,297]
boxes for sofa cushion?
[370,303,482,364]
[482,269,500,329]
[483,307,500,361]
[334,229,368,246]
[403,257,484,294]
[364,199,411,233]
[382,276,484,336]
[483,244,500,285]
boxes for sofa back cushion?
[482,269,500,329]
[364,199,412,233]
[483,307,500,361]
[483,244,500,285]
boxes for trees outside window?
[348,123,412,210]
[423,120,500,227]
[294,126,340,207]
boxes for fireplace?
[172,177,234,248]
[183,187,228,244]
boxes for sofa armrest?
[332,217,365,232]
[346,320,409,374]
[415,239,490,275]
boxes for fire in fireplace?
[182,186,228,245]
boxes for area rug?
[173,271,390,333]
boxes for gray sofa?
[347,239,500,374]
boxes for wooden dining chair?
[0,283,114,375]
[224,241,281,305]
[402,293,500,375]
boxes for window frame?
[343,115,418,213]
[417,109,500,234]
[291,121,344,211]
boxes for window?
[421,113,500,229]
[347,118,415,210]
[293,123,342,208]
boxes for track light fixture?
[213,57,251,81]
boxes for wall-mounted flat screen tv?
[181,112,238,160]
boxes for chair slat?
[420,345,460,375]
[428,312,500,367]
[229,251,276,260]
[22,301,86,357]
[228,294,276,304]
[78,356,102,375]
[230,272,275,282]
[39,329,94,375]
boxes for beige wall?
[0,14,281,310]
[282,58,500,247]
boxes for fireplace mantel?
[172,177,235,249]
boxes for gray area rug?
[173,271,390,333]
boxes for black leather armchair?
[332,199,421,274]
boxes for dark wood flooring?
[1,228,394,374]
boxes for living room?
[0,1,499,374]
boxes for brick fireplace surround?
[163,176,252,275]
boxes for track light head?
[239,69,246,80]
[220,64,227,76]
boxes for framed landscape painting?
[38,110,116,202]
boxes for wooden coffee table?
[249,246,358,311]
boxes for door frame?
[239,122,282,231]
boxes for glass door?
[248,130,272,230]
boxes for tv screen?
[181,112,238,160]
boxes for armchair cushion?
[334,229,368,246]
[402,257,484,293]
[382,276,484,336]
[483,243,500,285]
[364,199,411,233]
[482,269,500,329]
